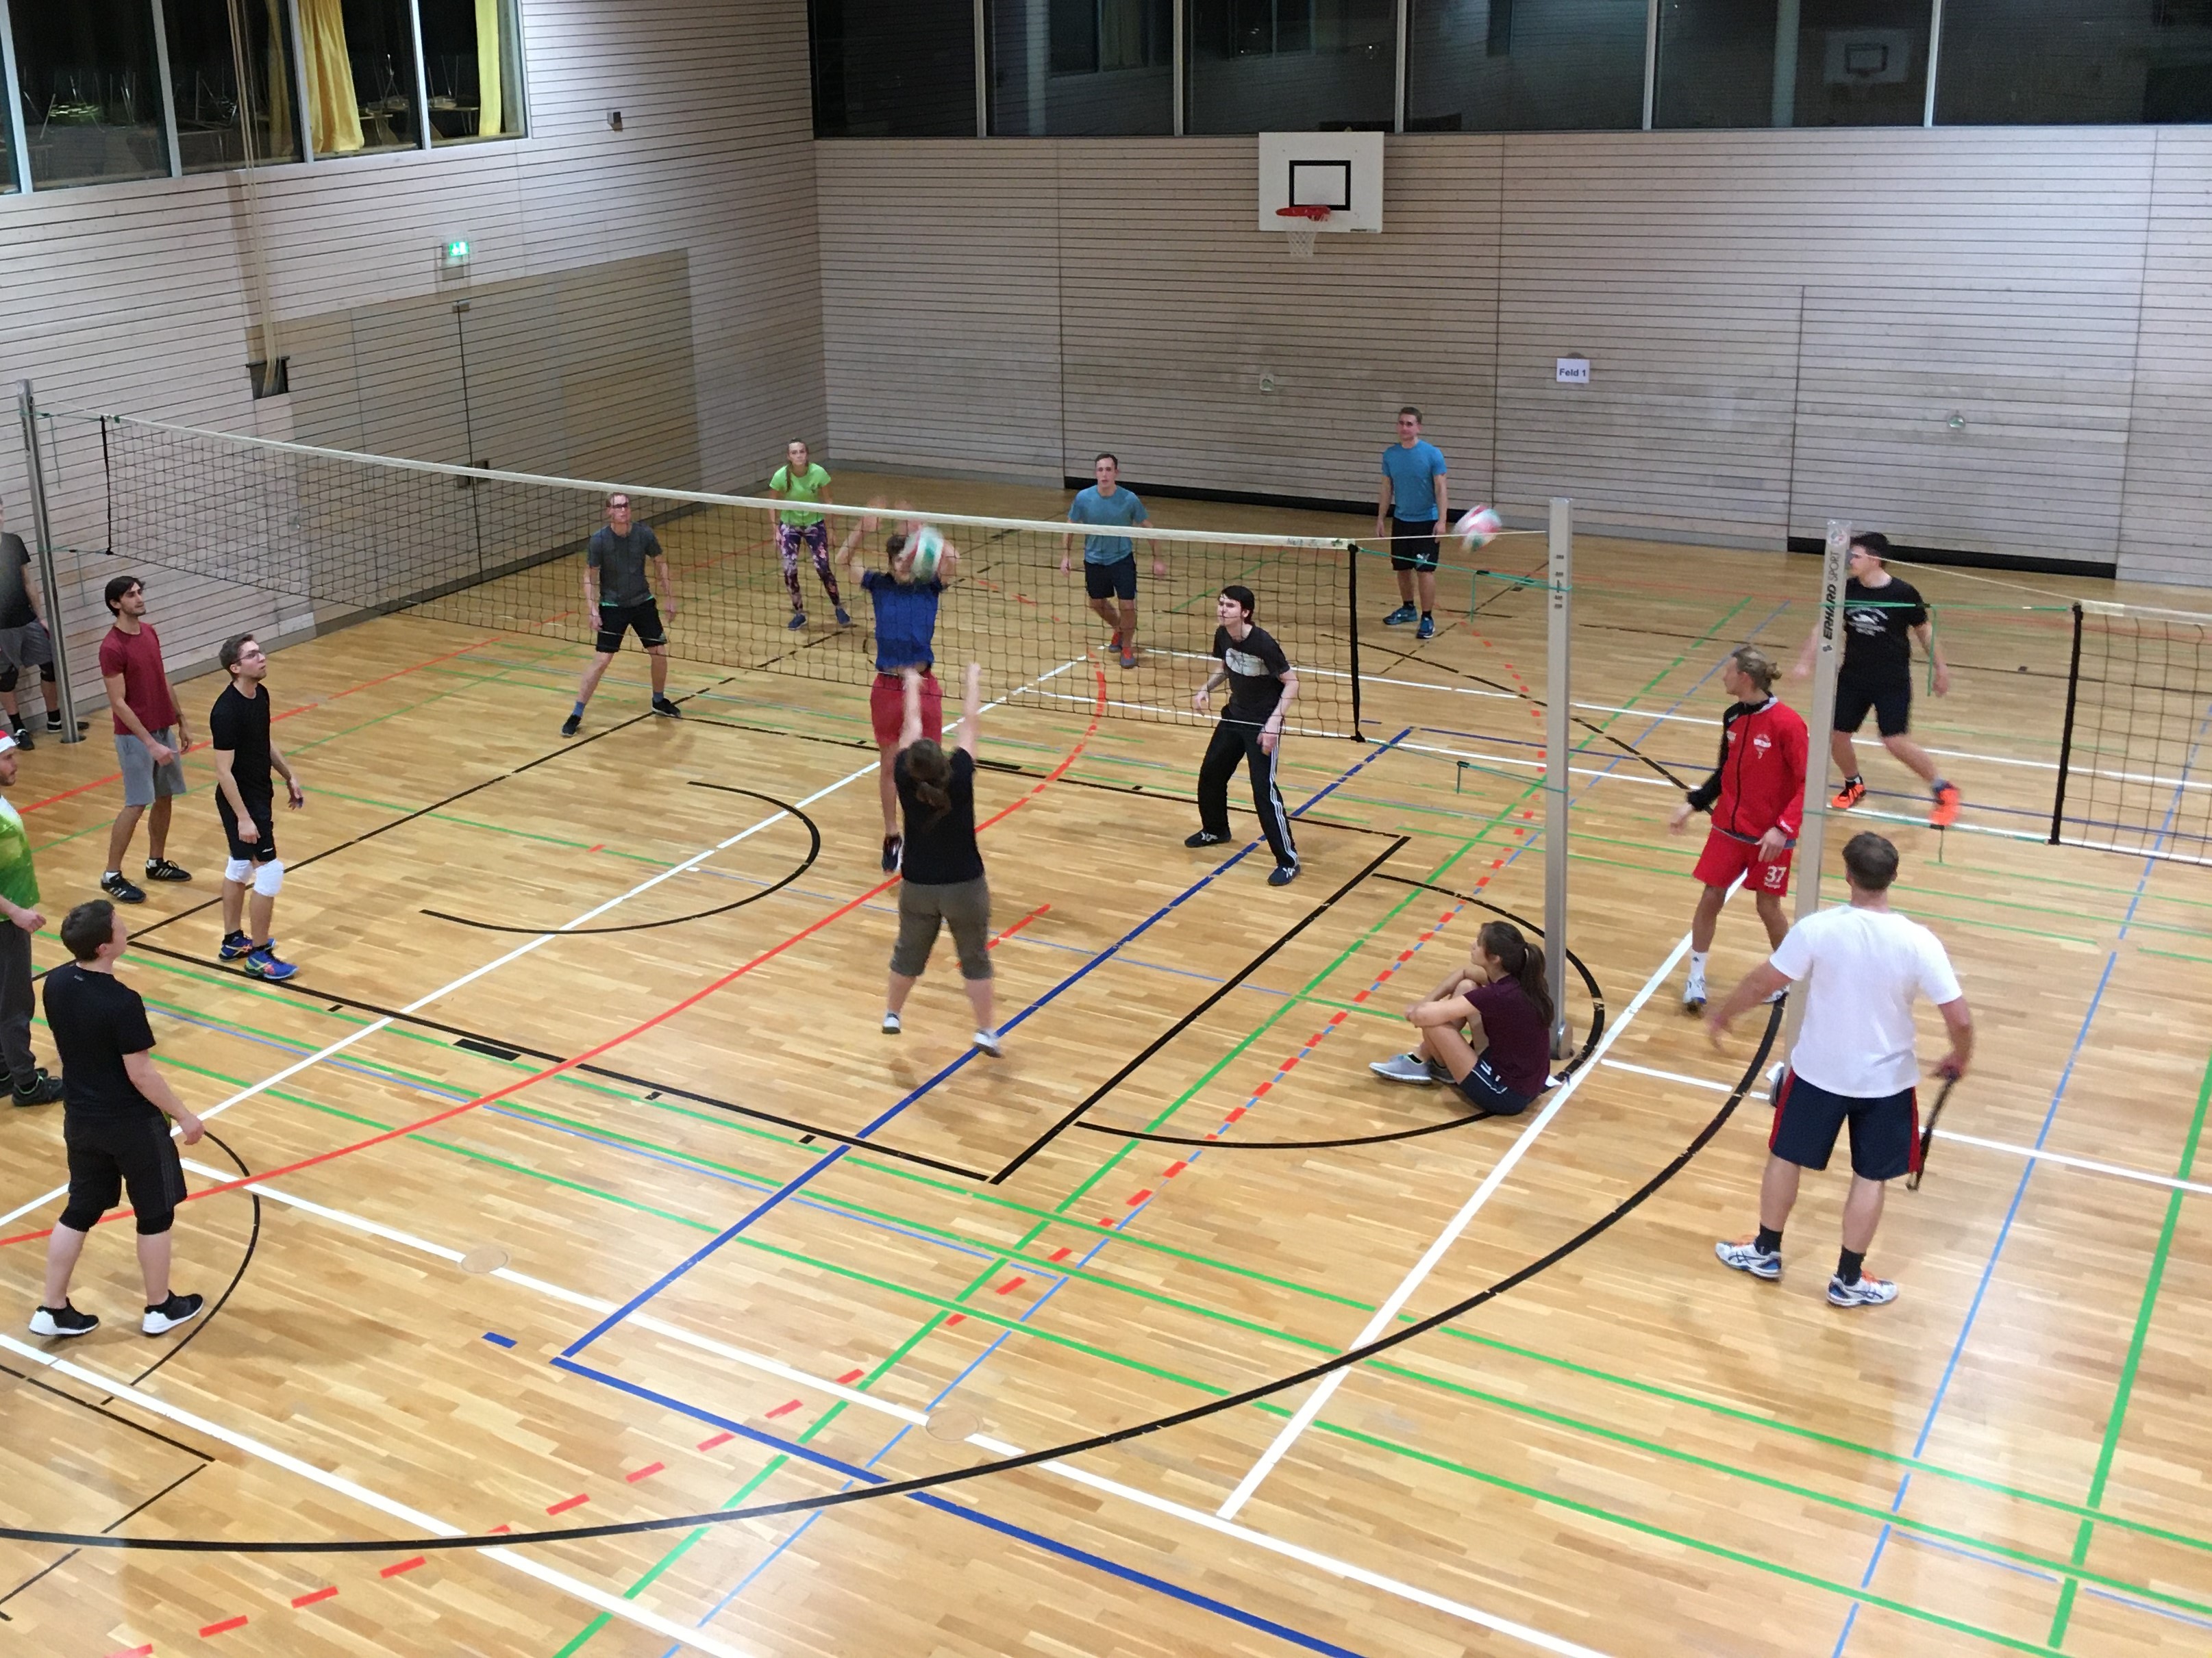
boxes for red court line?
[0,666,1109,1248]
[986,903,1050,949]
[697,1431,734,1450]
[290,1585,339,1607]
[765,1399,802,1420]
[21,635,502,815]
[625,1461,665,1483]
[545,1494,589,1516]
[199,1614,248,1635]
[379,1555,428,1578]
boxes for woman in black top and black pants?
[883,663,1000,1055]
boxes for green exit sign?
[438,239,471,272]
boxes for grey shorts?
[116,727,188,809]
[891,875,993,981]
[0,621,53,673]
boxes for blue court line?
[557,731,1414,1361]
[1832,698,2212,1656]
[555,1357,1369,1658]
[1887,1530,2212,1632]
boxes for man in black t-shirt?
[31,899,206,1340]
[564,492,683,736]
[210,633,306,981]
[1795,532,1960,829]
[0,496,60,747]
[1185,585,1301,885]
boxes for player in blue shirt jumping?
[1060,453,1164,671]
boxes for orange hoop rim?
[1276,204,1332,221]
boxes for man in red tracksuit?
[1669,646,1809,1012]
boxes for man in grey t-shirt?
[564,492,683,736]
[0,499,59,747]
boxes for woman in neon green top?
[768,440,848,631]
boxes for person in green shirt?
[767,440,849,631]
[0,732,63,1105]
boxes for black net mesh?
[2053,601,2212,864]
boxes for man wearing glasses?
[564,492,683,736]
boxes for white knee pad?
[225,858,253,885]
[251,859,284,898]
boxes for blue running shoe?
[219,931,252,962]
[1417,614,1437,640]
[787,612,807,631]
[1382,603,1417,627]
[244,944,297,981]
[834,605,852,626]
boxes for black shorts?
[1390,518,1441,573]
[1452,1053,1538,1117]
[216,795,277,864]
[1084,557,1138,603]
[595,599,667,653]
[61,1113,188,1235]
[1835,673,1912,738]
[1769,1070,1919,1181]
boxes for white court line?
[172,1159,1613,1658]
[0,1329,762,1658]
[1598,1058,2212,1199]
[1214,929,1695,1522]
[1397,739,1674,789]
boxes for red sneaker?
[1830,778,1867,811]
[1930,783,1961,828]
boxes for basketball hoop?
[1276,203,1331,260]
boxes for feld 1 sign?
[1556,357,1591,385]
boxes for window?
[164,0,304,171]
[1406,0,1645,130]
[1937,0,2212,124]
[1655,0,1933,127]
[1185,0,1395,131]
[10,0,170,186]
[417,0,523,142]
[295,0,422,155]
[989,0,1173,134]
[812,0,978,135]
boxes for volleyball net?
[2052,600,2212,866]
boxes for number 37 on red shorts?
[1694,827,1793,896]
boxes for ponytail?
[903,738,952,820]
[1478,920,1553,1030]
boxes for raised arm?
[956,663,982,757]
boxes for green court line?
[2046,1048,2212,1647]
[2137,945,2212,968]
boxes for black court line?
[988,834,1411,1185]
[420,788,822,936]
[0,1463,205,1618]
[123,942,994,1182]
[119,1129,260,1392]
[0,999,1783,1557]
[1074,876,1609,1151]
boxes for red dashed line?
[837,1368,865,1384]
[1224,1106,1247,1122]
[988,903,1051,949]
[1047,1246,1071,1262]
[1126,1189,1152,1205]
[1163,1160,1188,1178]
[994,1275,1027,1294]
[488,1523,514,1534]
[625,1461,665,1483]
[546,1494,590,1516]
[697,1431,734,1450]
[586,842,605,853]
[765,1399,802,1419]
[110,1646,154,1656]
[290,1586,338,1609]
[947,1312,967,1325]
[200,1616,249,1637]
[379,1557,427,1579]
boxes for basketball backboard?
[1258,131,1383,235]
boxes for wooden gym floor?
[1,474,2209,1658]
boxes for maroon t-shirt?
[97,623,180,737]
[1468,977,1549,1097]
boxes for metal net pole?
[14,383,82,743]
[1779,518,1848,1062]
[1545,497,1573,1060]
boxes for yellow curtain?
[264,0,295,158]
[475,0,503,136]
[298,0,364,155]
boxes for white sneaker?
[972,1029,1002,1057]
[1683,974,1707,1014]
[1828,1273,1898,1308]
[1369,1052,1443,1084]
[1714,1237,1782,1280]
[882,1012,902,1035]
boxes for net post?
[1780,519,1849,1062]
[1347,540,1363,739]
[2050,601,2085,846]
[1544,497,1573,1061]
[14,382,82,744]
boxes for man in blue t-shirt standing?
[1060,453,1163,671]
[1375,407,1449,640]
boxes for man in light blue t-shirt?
[1375,406,1449,640]
[1060,452,1164,670]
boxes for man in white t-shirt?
[1704,831,1972,1308]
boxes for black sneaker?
[1267,864,1299,887]
[142,1292,203,1335]
[11,1070,62,1107]
[101,871,147,904]
[1184,830,1228,849]
[561,712,582,737]
[143,857,192,883]
[8,722,31,751]
[30,1302,97,1338]
[651,694,682,718]
[44,709,61,733]
[881,833,902,873]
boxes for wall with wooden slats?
[818,127,2212,586]
[0,0,821,718]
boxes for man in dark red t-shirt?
[95,576,192,905]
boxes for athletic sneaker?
[1830,777,1867,811]
[11,1070,63,1107]
[43,709,60,734]
[651,694,682,718]
[1370,1052,1445,1085]
[144,857,192,883]
[972,1029,1003,1057]
[142,1292,204,1336]
[8,721,31,751]
[881,1011,902,1035]
[1184,830,1227,849]
[1715,1237,1783,1281]
[101,871,147,905]
[219,930,253,962]
[29,1303,97,1338]
[1108,630,1123,655]
[1828,1272,1898,1308]
[1416,615,1437,640]
[882,833,902,873]
[244,944,297,981]
[560,712,582,738]
[834,605,852,627]
[1382,604,1417,627]
[1682,971,1707,1014]
[1930,783,1961,829]
[1267,864,1298,887]
[1119,649,1138,670]
[788,611,807,630]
